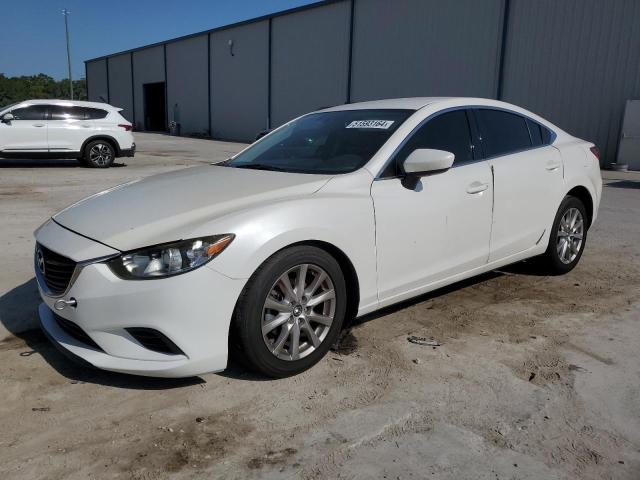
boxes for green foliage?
[0,73,87,107]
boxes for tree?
[0,73,87,107]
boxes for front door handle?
[466,181,489,194]
[33,124,45,127]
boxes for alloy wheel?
[261,263,336,361]
[89,143,112,166]
[556,207,584,264]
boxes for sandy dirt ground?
[0,134,639,479]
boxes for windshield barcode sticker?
[346,120,395,129]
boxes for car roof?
[319,97,452,112]
[15,99,116,109]
[318,96,543,113]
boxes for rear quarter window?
[85,108,108,119]
[476,108,532,157]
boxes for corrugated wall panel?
[86,60,108,103]
[132,46,165,131]
[107,54,133,123]
[502,0,640,164]
[270,1,351,126]
[211,21,269,142]
[166,35,209,136]
[351,0,504,101]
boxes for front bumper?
[35,221,246,378]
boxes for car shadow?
[0,260,549,387]
[605,179,640,190]
[0,278,203,390]
[0,159,127,168]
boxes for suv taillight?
[118,124,133,131]
[589,146,600,161]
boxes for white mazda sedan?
[34,97,602,378]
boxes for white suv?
[0,100,135,168]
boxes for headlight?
[107,234,234,279]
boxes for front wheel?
[231,246,347,378]
[541,196,588,274]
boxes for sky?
[0,0,319,80]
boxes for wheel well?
[81,136,120,157]
[566,186,594,228]
[291,240,360,324]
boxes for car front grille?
[36,244,77,295]
[53,313,102,351]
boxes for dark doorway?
[143,82,166,132]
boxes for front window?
[226,109,413,174]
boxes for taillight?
[118,124,133,131]
[589,146,600,161]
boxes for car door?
[0,105,48,152]
[474,108,564,262]
[371,109,493,303]
[47,105,95,154]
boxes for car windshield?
[0,102,18,113]
[226,109,413,174]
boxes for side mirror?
[1,113,14,123]
[402,148,455,189]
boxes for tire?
[541,195,588,274]
[231,245,347,378]
[76,157,88,166]
[83,140,115,168]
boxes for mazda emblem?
[36,248,45,275]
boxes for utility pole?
[62,9,73,99]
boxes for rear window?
[85,108,108,119]
[526,118,554,147]
[526,118,543,146]
[50,105,86,120]
[476,108,532,157]
[49,106,109,120]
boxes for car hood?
[53,165,332,252]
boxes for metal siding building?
[210,21,270,141]
[501,0,640,166]
[350,0,504,101]
[86,0,640,166]
[166,35,210,136]
[106,54,133,122]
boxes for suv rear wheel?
[84,140,115,168]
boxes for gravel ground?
[1,134,639,479]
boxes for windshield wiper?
[232,163,288,172]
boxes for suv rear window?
[49,106,109,120]
[85,108,108,119]
[50,105,86,120]
[475,108,532,157]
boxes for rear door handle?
[466,181,489,194]
[546,161,561,171]
[33,124,45,127]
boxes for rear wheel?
[231,246,347,378]
[84,140,115,168]
[541,196,588,274]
